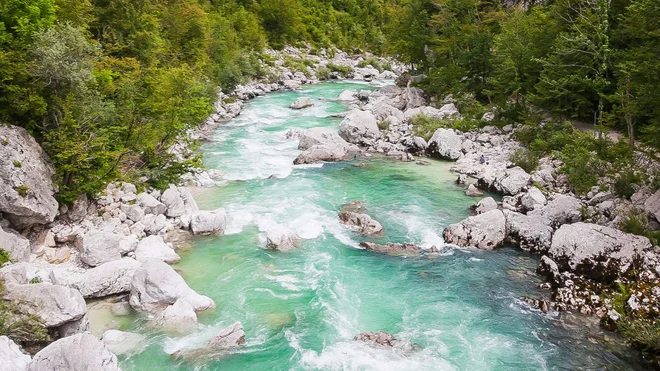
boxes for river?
[117,81,644,370]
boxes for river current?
[115,81,644,370]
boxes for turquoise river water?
[114,81,644,370]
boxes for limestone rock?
[161,188,185,217]
[290,97,314,109]
[137,193,167,215]
[503,210,553,253]
[498,167,531,195]
[4,282,86,328]
[528,194,582,228]
[339,212,383,236]
[520,187,547,212]
[643,189,660,223]
[50,258,141,298]
[102,330,147,356]
[0,226,30,262]
[465,184,483,197]
[548,223,653,281]
[443,209,506,250]
[129,259,214,313]
[298,128,347,151]
[474,197,498,214]
[27,333,120,371]
[427,128,463,160]
[338,89,358,101]
[190,208,226,235]
[354,331,420,354]
[295,127,360,164]
[0,336,31,371]
[80,231,122,267]
[0,124,58,228]
[359,242,435,256]
[153,299,198,334]
[338,110,380,146]
[135,235,180,264]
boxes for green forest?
[0,0,659,202]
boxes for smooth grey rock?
[548,223,653,281]
[359,242,434,256]
[499,167,531,195]
[475,197,498,214]
[102,330,147,356]
[443,209,506,250]
[427,128,463,160]
[153,299,198,334]
[298,127,349,151]
[137,193,167,215]
[143,213,166,235]
[290,97,314,109]
[190,208,226,235]
[58,314,90,338]
[338,110,380,146]
[4,282,86,328]
[0,262,50,285]
[161,188,185,217]
[465,184,483,197]
[50,258,141,298]
[125,205,145,222]
[27,333,120,371]
[537,255,560,280]
[135,235,180,264]
[0,226,30,262]
[504,210,553,253]
[644,189,660,223]
[0,336,31,371]
[529,194,582,228]
[337,89,358,101]
[520,187,547,212]
[0,124,58,228]
[80,231,122,267]
[129,259,214,313]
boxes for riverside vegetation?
[1,0,660,369]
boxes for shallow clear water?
[118,81,644,370]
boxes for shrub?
[619,212,660,246]
[410,114,447,140]
[0,280,50,345]
[510,149,540,174]
[326,63,353,77]
[15,185,29,197]
[0,249,12,266]
[316,66,330,80]
[12,161,21,168]
[377,121,389,130]
[613,170,642,199]
[560,144,604,195]
[618,319,660,367]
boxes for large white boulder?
[427,128,464,160]
[643,189,660,223]
[80,231,123,267]
[443,209,507,250]
[50,258,141,298]
[265,225,300,252]
[27,333,120,371]
[503,210,553,253]
[160,188,185,217]
[0,336,31,371]
[498,167,531,195]
[0,124,58,228]
[137,192,167,215]
[134,235,180,264]
[4,282,87,329]
[0,226,31,262]
[129,259,214,313]
[528,194,582,228]
[153,299,199,334]
[294,127,360,164]
[338,110,380,146]
[190,208,226,235]
[548,223,653,281]
[290,96,314,109]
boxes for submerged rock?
[290,97,314,109]
[353,331,421,354]
[0,124,59,228]
[265,225,300,252]
[153,299,199,334]
[27,333,120,371]
[102,330,148,356]
[465,184,483,197]
[443,209,506,250]
[359,242,439,256]
[171,322,245,361]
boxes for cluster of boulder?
[435,126,660,319]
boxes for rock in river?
[172,322,245,361]
[27,333,120,371]
[290,97,314,109]
[443,209,506,250]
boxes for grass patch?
[510,148,540,174]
